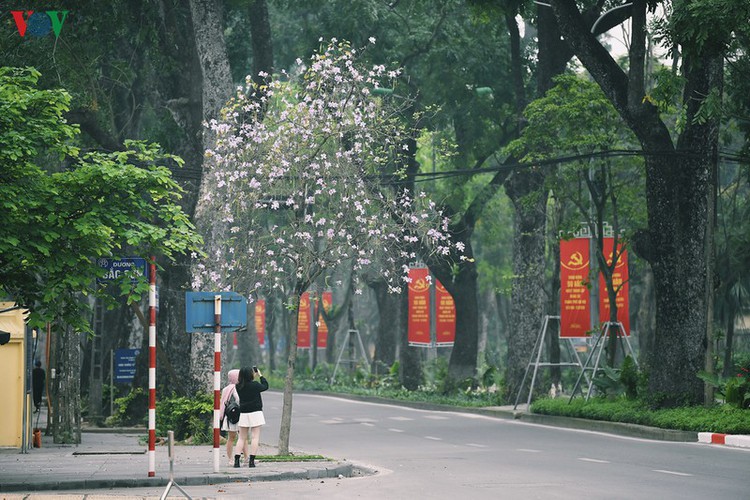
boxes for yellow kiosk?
[0,301,30,449]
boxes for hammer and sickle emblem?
[568,251,584,268]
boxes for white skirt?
[238,411,266,428]
[221,418,238,432]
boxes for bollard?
[159,430,192,500]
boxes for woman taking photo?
[235,365,269,467]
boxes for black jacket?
[236,376,268,413]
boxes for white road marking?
[466,443,488,448]
[578,457,610,464]
[388,428,405,433]
[389,416,414,421]
[424,436,442,441]
[424,415,450,420]
[653,469,693,477]
[517,448,542,453]
[360,422,375,427]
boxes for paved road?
[62,391,749,499]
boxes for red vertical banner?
[316,291,332,348]
[255,299,266,347]
[560,238,591,337]
[297,292,311,348]
[599,238,630,335]
[408,267,431,346]
[435,280,456,346]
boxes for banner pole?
[148,257,157,477]
[213,295,222,473]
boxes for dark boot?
[249,455,256,468]
[234,454,241,468]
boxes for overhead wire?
[384,148,750,184]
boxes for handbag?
[225,392,241,424]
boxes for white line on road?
[389,416,414,421]
[424,415,450,420]
[578,457,610,463]
[466,443,488,448]
[360,422,375,427]
[517,448,542,453]
[653,469,693,477]
[424,436,442,441]
[388,428,405,433]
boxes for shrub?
[530,396,750,434]
[156,393,214,442]
[107,388,148,427]
[698,366,750,409]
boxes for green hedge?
[531,397,750,434]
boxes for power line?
[386,148,750,184]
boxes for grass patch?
[531,397,750,434]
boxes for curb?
[0,462,354,493]
[698,432,750,448]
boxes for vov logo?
[11,10,69,38]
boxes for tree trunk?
[53,324,82,444]
[248,0,274,85]
[723,307,736,378]
[444,259,479,382]
[500,3,567,403]
[278,288,302,455]
[551,0,720,407]
[371,279,398,374]
[188,0,235,392]
[636,264,656,370]
[399,287,422,390]
[504,171,548,403]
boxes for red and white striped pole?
[148,257,157,477]
[212,294,222,472]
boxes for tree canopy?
[0,67,202,330]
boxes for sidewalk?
[0,406,355,494]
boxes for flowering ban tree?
[192,39,462,454]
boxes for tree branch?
[66,108,124,152]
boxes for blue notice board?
[185,291,248,333]
[113,348,139,384]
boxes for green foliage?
[505,74,625,163]
[590,356,640,400]
[643,68,685,114]
[295,358,505,407]
[592,366,625,399]
[107,388,148,427]
[619,356,639,400]
[664,0,750,60]
[0,67,203,331]
[156,393,214,443]
[699,362,750,409]
[107,389,214,443]
[531,397,750,434]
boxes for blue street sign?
[185,291,248,333]
[97,257,148,284]
[113,348,139,384]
